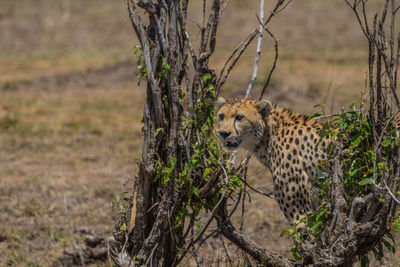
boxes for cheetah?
[216,97,329,224]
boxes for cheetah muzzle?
[219,132,242,150]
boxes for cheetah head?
[216,97,272,150]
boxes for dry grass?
[0,0,399,266]
[0,73,143,265]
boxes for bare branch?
[217,0,292,95]
[217,31,258,94]
[245,0,264,98]
[344,0,370,40]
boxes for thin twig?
[217,31,258,95]
[259,27,279,101]
[218,232,233,265]
[238,176,274,198]
[383,180,400,204]
[219,0,231,18]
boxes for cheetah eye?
[235,114,244,121]
[218,114,225,121]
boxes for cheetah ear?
[217,97,227,109]
[255,100,272,118]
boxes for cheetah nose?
[219,130,231,139]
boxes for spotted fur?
[217,97,329,224]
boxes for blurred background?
[0,0,396,265]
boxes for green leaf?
[154,128,163,137]
[310,221,322,232]
[394,220,400,232]
[201,73,212,84]
[365,150,375,161]
[134,46,142,54]
[345,110,358,117]
[348,165,362,178]
[372,247,382,260]
[280,228,290,237]
[120,223,127,231]
[162,57,171,70]
[290,245,301,261]
[309,112,323,119]
[315,208,327,221]
[385,232,395,244]
[359,254,369,267]
[383,239,396,254]
[382,137,393,148]
[350,134,362,148]
[193,187,200,198]
[158,71,167,78]
[293,232,301,243]
[203,168,210,180]
[167,157,177,171]
[359,178,372,186]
